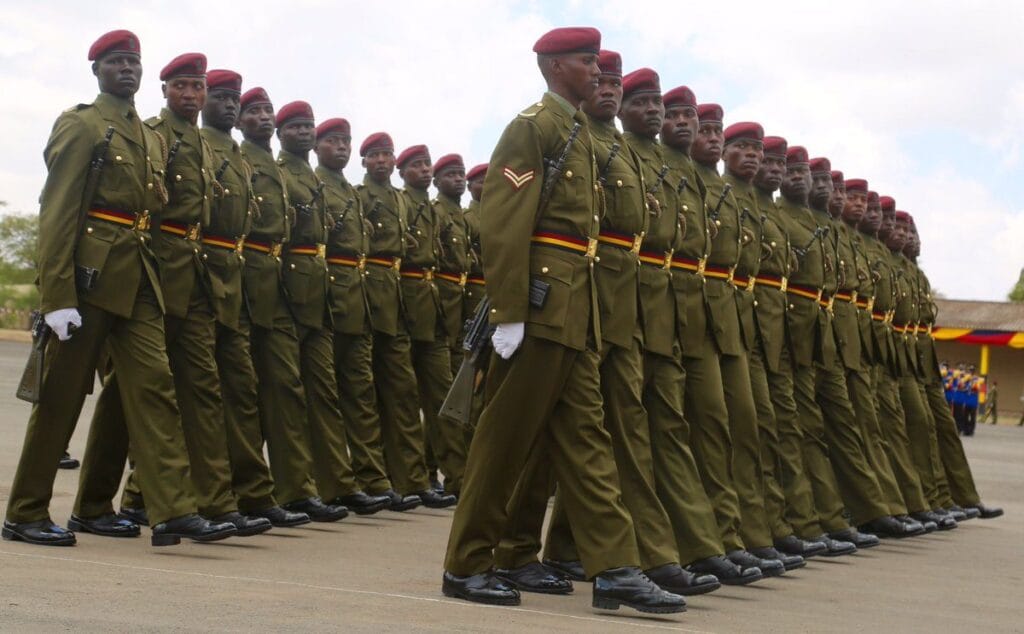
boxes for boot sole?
[67,518,140,538]
[268,517,312,528]
[493,574,574,595]
[151,526,237,547]
[350,502,390,516]
[234,523,273,537]
[388,502,422,512]
[2,526,76,546]
[592,596,686,614]
[442,585,521,606]
[667,580,721,596]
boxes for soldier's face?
[238,103,275,142]
[905,226,921,256]
[781,164,811,201]
[202,88,239,132]
[860,200,882,233]
[435,168,466,198]
[723,139,763,182]
[828,186,846,218]
[885,221,908,250]
[755,155,786,193]
[162,76,206,122]
[661,105,697,153]
[691,122,723,166]
[363,149,395,184]
[584,74,622,122]
[94,52,142,98]
[278,119,315,153]
[842,191,866,224]
[400,157,433,190]
[468,176,485,201]
[315,133,351,170]
[878,209,895,239]
[553,52,601,104]
[809,172,833,208]
[618,91,664,139]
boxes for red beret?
[240,87,271,112]
[360,132,394,157]
[663,86,697,109]
[894,211,911,223]
[697,103,723,125]
[397,144,431,169]
[206,69,241,93]
[867,190,879,204]
[845,178,868,193]
[723,122,764,145]
[160,52,207,81]
[466,163,488,181]
[316,118,351,140]
[597,50,622,76]
[879,195,896,212]
[809,157,831,174]
[275,100,314,128]
[763,136,787,157]
[786,146,809,166]
[622,68,660,97]
[830,170,844,187]
[88,29,140,61]
[433,154,465,175]
[533,27,601,55]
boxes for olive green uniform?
[640,138,726,565]
[399,188,465,494]
[748,188,820,540]
[10,93,196,527]
[463,199,486,317]
[444,93,639,579]
[358,176,431,495]
[240,140,318,505]
[201,126,277,512]
[319,166,393,494]
[87,107,238,519]
[279,150,359,502]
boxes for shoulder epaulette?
[63,103,90,114]
[519,101,545,118]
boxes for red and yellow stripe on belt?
[834,289,857,303]
[639,249,673,270]
[400,267,434,281]
[755,274,787,292]
[289,243,326,258]
[597,230,643,254]
[703,263,734,283]
[202,233,245,253]
[366,255,401,271]
[786,282,822,302]
[160,220,201,241]
[467,275,485,287]
[244,239,283,258]
[327,254,366,271]
[436,271,468,286]
[531,231,598,258]
[670,255,705,275]
[87,208,151,231]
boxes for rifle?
[598,142,621,186]
[165,139,182,185]
[214,158,230,181]
[675,176,689,196]
[537,122,581,217]
[295,181,324,220]
[707,183,733,225]
[792,225,830,260]
[330,198,356,233]
[16,312,51,403]
[439,296,495,424]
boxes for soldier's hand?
[491,322,525,359]
[44,308,82,341]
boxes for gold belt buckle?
[662,249,674,271]
[696,257,706,276]
[826,295,835,312]
[779,276,788,293]
[316,243,326,259]
[631,232,644,256]
[747,277,756,292]
[585,237,598,259]
[885,310,894,324]
[357,254,367,273]
[866,296,875,312]
[815,289,823,303]
[459,272,467,287]
[850,290,858,304]
[234,237,245,254]
[392,257,402,272]
[927,324,933,335]
[186,223,201,241]
[135,211,151,232]
[270,243,282,258]
[726,266,736,285]
[424,268,434,282]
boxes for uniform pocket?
[283,262,311,303]
[74,223,116,274]
[527,253,574,329]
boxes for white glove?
[44,308,82,341]
[491,322,525,360]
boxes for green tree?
[0,209,38,284]
[1009,268,1024,303]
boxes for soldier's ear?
[91,61,100,77]
[161,83,168,99]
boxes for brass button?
[193,248,199,254]
[416,230,422,236]
[541,266,549,274]
[452,238,457,243]
[147,182,154,190]
[115,155,122,161]
[201,168,206,174]
[175,174,182,181]
[565,170,573,179]
[203,195,208,200]
[490,308,497,314]
[86,227,93,234]
[377,222,383,228]
[257,196,264,202]
[594,256,601,263]
[753,300,759,307]
[143,210,149,216]
[330,275,336,282]
[789,304,795,309]
[139,236,146,243]
[290,263,296,270]
[593,215,599,222]
[682,205,689,211]
[770,241,776,247]
[224,188,230,195]
[616,179,623,187]
[715,220,722,226]
[202,253,208,260]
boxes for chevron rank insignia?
[503,166,535,190]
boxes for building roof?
[935,299,1024,331]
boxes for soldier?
[442,27,685,614]
[276,101,388,516]
[860,194,942,530]
[237,88,344,523]
[463,163,487,316]
[637,80,761,585]
[397,145,465,501]
[357,132,445,510]
[316,117,398,507]
[805,159,919,539]
[685,103,786,576]
[748,135,829,558]
[905,220,1002,519]
[199,69,296,527]
[3,31,232,547]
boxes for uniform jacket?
[278,150,330,330]
[358,175,407,337]
[829,220,863,371]
[434,194,471,346]
[723,174,763,353]
[777,197,824,368]
[463,199,485,318]
[317,166,370,336]
[696,162,743,357]
[240,140,290,330]
[400,186,441,342]
[752,189,791,373]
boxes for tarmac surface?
[0,338,1020,632]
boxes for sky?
[1,0,1021,300]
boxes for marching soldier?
[238,88,342,523]
[463,163,487,316]
[357,132,444,510]
[442,27,685,614]
[397,146,465,500]
[276,101,388,516]
[748,135,828,558]
[316,117,398,505]
[4,31,232,547]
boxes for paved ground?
[0,339,1020,632]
